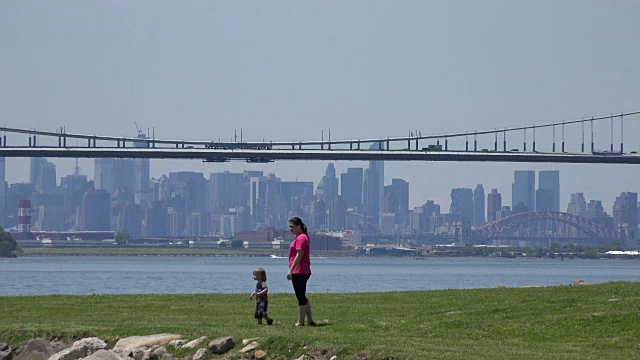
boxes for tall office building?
[30,158,56,193]
[168,171,208,215]
[79,188,110,231]
[566,193,587,238]
[486,189,502,223]
[133,130,151,206]
[384,178,409,226]
[512,171,535,212]
[0,157,5,226]
[472,184,485,226]
[363,142,384,227]
[94,158,115,194]
[30,157,46,186]
[317,163,339,203]
[249,175,267,227]
[280,181,314,216]
[340,168,363,211]
[145,203,168,237]
[613,192,638,247]
[567,193,587,216]
[264,173,286,227]
[586,200,612,230]
[39,161,57,193]
[450,188,473,222]
[210,171,245,215]
[536,171,560,212]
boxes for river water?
[1,255,638,296]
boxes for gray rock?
[140,348,158,360]
[192,349,207,360]
[239,342,258,353]
[84,350,127,360]
[113,334,182,352]
[208,336,236,355]
[160,354,174,360]
[152,347,166,358]
[49,337,107,360]
[0,350,12,360]
[166,341,185,349]
[13,339,56,360]
[48,342,66,355]
[10,340,30,355]
[181,337,207,349]
[0,344,8,352]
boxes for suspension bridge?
[1,111,639,164]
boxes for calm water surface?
[1,256,638,296]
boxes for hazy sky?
[1,1,639,211]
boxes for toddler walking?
[250,268,273,325]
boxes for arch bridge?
[471,211,623,242]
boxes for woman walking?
[287,216,316,326]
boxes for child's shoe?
[266,318,273,325]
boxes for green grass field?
[1,282,639,359]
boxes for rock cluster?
[0,333,270,360]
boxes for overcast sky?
[1,1,639,211]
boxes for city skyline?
[6,156,635,219]
[1,2,639,214]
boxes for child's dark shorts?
[254,300,269,319]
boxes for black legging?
[291,274,311,306]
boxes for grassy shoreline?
[1,282,639,359]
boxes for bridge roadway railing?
[1,111,638,153]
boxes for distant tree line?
[0,227,17,257]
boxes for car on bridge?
[422,144,443,151]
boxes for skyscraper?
[536,171,560,212]
[80,188,110,231]
[450,188,473,222]
[363,142,384,227]
[30,158,56,193]
[94,158,115,194]
[567,193,587,238]
[133,130,151,206]
[317,163,339,203]
[512,171,535,212]
[613,192,638,247]
[384,178,409,226]
[0,157,5,225]
[30,157,46,186]
[210,171,245,215]
[486,189,502,223]
[472,184,485,226]
[340,168,363,211]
